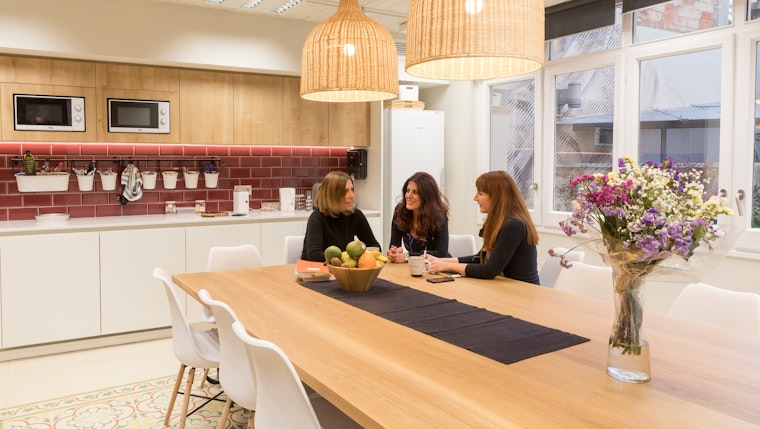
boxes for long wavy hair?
[315,171,354,217]
[393,172,449,240]
[476,170,538,251]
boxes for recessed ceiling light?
[272,0,304,15]
[241,0,264,9]
[206,0,224,5]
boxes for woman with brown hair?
[301,171,380,262]
[425,170,540,284]
[387,172,450,263]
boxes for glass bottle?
[23,150,36,175]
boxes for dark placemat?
[302,278,589,364]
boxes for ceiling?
[151,0,568,40]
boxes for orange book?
[295,259,331,283]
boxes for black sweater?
[458,218,539,285]
[388,215,450,257]
[302,208,381,262]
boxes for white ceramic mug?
[408,256,426,277]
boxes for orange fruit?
[357,253,376,269]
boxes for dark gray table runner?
[302,278,589,364]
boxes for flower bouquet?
[557,156,733,383]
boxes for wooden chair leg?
[216,397,232,429]
[178,367,196,429]
[200,368,209,388]
[246,410,255,429]
[164,363,186,427]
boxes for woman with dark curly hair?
[386,172,450,263]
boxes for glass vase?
[607,263,651,383]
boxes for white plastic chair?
[198,289,257,429]
[153,268,220,429]
[448,234,477,258]
[668,283,760,335]
[284,235,305,264]
[203,244,263,323]
[539,247,586,288]
[553,261,614,302]
[232,321,362,429]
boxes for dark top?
[302,208,381,262]
[458,218,539,284]
[389,215,450,258]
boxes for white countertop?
[0,208,381,236]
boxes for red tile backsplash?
[0,142,347,221]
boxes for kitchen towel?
[302,278,589,365]
[120,163,143,202]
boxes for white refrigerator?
[382,109,445,246]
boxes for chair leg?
[216,398,232,429]
[164,363,186,428]
[246,410,255,429]
[178,367,196,429]
[200,368,209,388]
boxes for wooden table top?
[173,263,760,429]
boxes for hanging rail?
[11,156,221,173]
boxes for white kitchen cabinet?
[100,228,185,335]
[259,220,306,266]
[0,232,100,348]
[185,223,261,322]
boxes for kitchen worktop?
[0,209,381,236]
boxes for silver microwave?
[108,98,170,134]
[14,94,86,131]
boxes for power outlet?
[234,185,252,195]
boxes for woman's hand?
[387,245,406,264]
[425,254,465,276]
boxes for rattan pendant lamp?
[405,0,545,80]
[300,0,398,102]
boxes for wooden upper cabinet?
[282,77,328,146]
[95,63,179,91]
[179,70,234,145]
[234,74,284,145]
[0,55,95,87]
[329,102,370,147]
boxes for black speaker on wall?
[346,148,367,180]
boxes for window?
[633,0,732,43]
[549,4,622,60]
[753,42,760,228]
[489,80,536,209]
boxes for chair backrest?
[448,234,477,258]
[207,244,262,271]
[668,283,760,335]
[153,268,219,369]
[232,321,322,429]
[198,289,257,411]
[284,235,305,264]
[553,261,613,302]
[538,247,586,288]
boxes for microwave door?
[108,99,169,134]
[14,95,81,131]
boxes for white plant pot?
[100,172,118,191]
[141,171,157,190]
[184,171,199,189]
[162,171,178,189]
[204,172,219,188]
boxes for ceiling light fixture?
[206,0,224,5]
[272,0,304,15]
[300,0,398,102]
[405,0,545,80]
[241,0,264,10]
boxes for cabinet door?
[234,74,284,145]
[1,232,100,348]
[0,55,96,87]
[283,77,329,146]
[100,228,185,335]
[185,223,262,322]
[179,70,234,145]
[95,63,180,91]
[260,221,307,266]
[329,102,370,147]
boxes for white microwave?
[108,98,170,134]
[14,94,86,131]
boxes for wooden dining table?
[173,263,760,429]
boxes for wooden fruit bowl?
[328,264,384,292]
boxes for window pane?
[638,49,721,197]
[549,4,622,61]
[748,0,760,21]
[633,0,732,44]
[553,67,616,212]
[753,42,760,228]
[490,80,536,209]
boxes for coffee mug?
[408,256,426,277]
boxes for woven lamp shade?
[405,0,545,80]
[300,0,398,102]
